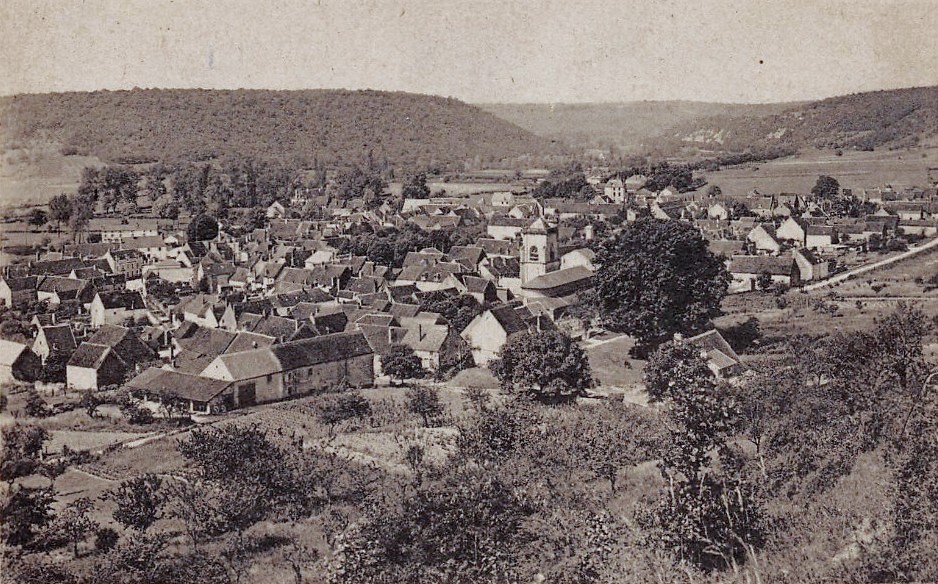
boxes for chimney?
[387,327,393,345]
[418,323,425,341]
[536,314,542,332]
[252,341,258,348]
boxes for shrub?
[95,527,119,552]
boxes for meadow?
[703,146,938,196]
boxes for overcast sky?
[2,0,936,103]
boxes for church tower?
[520,218,560,284]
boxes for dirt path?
[803,237,938,292]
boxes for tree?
[490,330,593,403]
[48,194,72,232]
[588,218,730,348]
[406,385,444,427]
[0,487,54,547]
[27,208,48,230]
[641,342,765,571]
[756,271,773,291]
[418,291,483,333]
[401,172,431,199]
[175,425,305,541]
[382,344,425,384]
[330,467,534,583]
[68,195,93,242]
[53,497,98,557]
[1,424,49,487]
[24,390,50,418]
[95,527,120,552]
[569,401,659,493]
[186,214,219,242]
[811,175,840,200]
[104,474,165,532]
[315,392,372,439]
[81,390,102,418]
[153,197,179,220]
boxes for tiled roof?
[728,255,795,276]
[127,367,231,403]
[521,266,594,291]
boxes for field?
[584,334,646,392]
[704,147,938,197]
[0,143,103,208]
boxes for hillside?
[657,86,938,155]
[481,101,792,154]
[483,87,938,159]
[0,89,559,170]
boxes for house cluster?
[6,171,927,410]
[594,180,938,293]
[0,185,609,415]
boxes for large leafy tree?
[382,344,425,383]
[331,467,534,583]
[490,330,593,403]
[315,392,372,439]
[174,425,305,542]
[186,214,219,242]
[48,193,72,232]
[1,424,50,485]
[588,218,729,347]
[0,486,54,547]
[418,291,483,333]
[406,385,444,427]
[810,174,840,200]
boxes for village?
[2,166,938,411]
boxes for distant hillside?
[0,89,559,170]
[481,101,793,154]
[656,86,938,155]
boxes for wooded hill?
[0,89,560,171]
[652,86,938,155]
[485,86,938,158]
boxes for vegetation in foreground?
[2,302,937,583]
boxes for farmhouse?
[33,324,78,364]
[126,368,235,415]
[747,224,782,254]
[728,255,800,293]
[66,326,156,390]
[461,304,552,366]
[0,339,42,384]
[0,276,38,307]
[90,291,148,327]
[199,331,374,406]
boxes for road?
[802,236,938,292]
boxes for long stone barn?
[198,331,375,408]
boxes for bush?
[95,527,119,552]
[24,391,50,418]
[120,402,154,425]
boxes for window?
[529,245,539,262]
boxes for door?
[237,382,257,407]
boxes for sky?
[1,0,936,104]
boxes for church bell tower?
[520,218,560,284]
